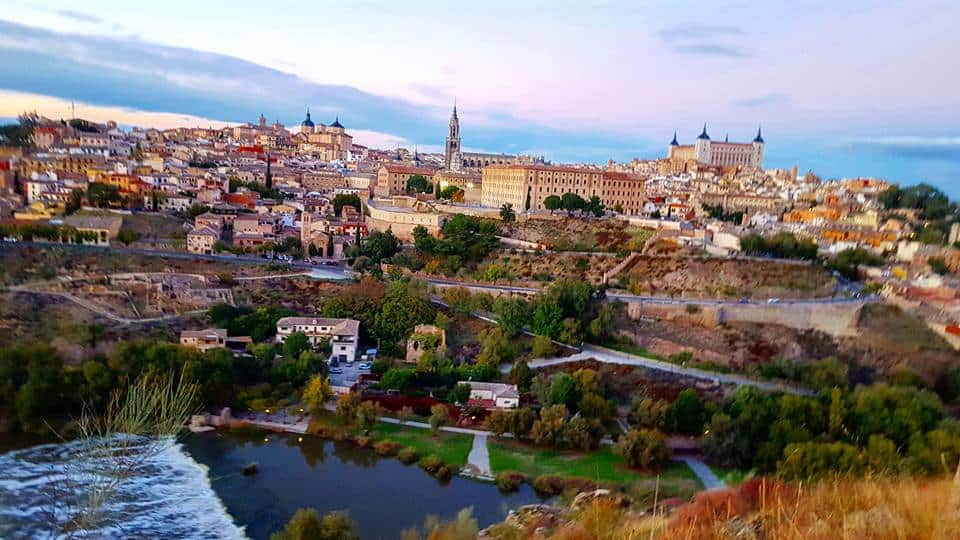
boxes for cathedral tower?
[444,101,461,170]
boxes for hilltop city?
[1,102,960,539]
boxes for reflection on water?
[184,430,545,540]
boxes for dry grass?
[666,473,960,540]
[487,473,960,540]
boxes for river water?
[0,430,544,539]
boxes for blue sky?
[0,1,958,196]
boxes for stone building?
[294,110,353,162]
[666,125,765,172]
[405,324,447,363]
[481,164,646,215]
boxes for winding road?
[507,343,814,396]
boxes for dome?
[329,116,344,129]
[301,109,315,128]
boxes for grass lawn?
[371,423,473,467]
[307,411,473,467]
[488,438,701,493]
[711,466,755,486]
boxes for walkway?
[511,344,813,396]
[463,433,493,480]
[675,455,725,490]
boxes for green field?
[307,412,472,467]
[488,439,701,491]
[370,423,473,467]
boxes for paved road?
[510,344,814,396]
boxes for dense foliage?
[702,383,960,478]
[740,232,818,260]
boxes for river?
[0,430,544,539]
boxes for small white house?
[460,381,520,410]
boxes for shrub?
[397,447,420,464]
[434,464,454,481]
[532,474,565,496]
[354,435,373,448]
[373,439,402,457]
[495,471,526,493]
[615,428,672,470]
[418,454,444,474]
[531,474,596,496]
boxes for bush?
[373,439,402,456]
[532,474,566,496]
[354,435,373,448]
[615,428,672,470]
[531,474,596,496]
[495,471,526,493]
[434,464,454,481]
[397,446,420,464]
[418,454,444,473]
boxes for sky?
[0,0,958,196]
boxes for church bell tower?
[444,101,461,170]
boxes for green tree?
[546,373,581,410]
[332,193,362,216]
[531,404,567,447]
[493,297,528,336]
[667,389,707,434]
[509,359,533,392]
[778,441,866,480]
[500,203,516,222]
[586,195,604,217]
[929,257,949,275]
[283,332,312,360]
[543,195,562,214]
[406,175,432,194]
[561,192,586,215]
[629,396,669,429]
[451,382,472,405]
[301,375,332,413]
[87,183,123,208]
[429,403,450,435]
[116,230,140,246]
[356,400,382,432]
[335,392,362,424]
[530,335,555,358]
[438,185,462,201]
[66,188,84,214]
[271,509,357,540]
[375,281,437,343]
[615,429,672,470]
[564,416,600,451]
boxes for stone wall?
[623,298,866,337]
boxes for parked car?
[767,298,781,304]
[330,368,344,374]
[358,362,372,370]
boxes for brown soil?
[618,256,835,299]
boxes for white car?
[358,362,372,370]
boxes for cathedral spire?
[670,131,679,146]
[452,98,458,119]
[698,123,710,140]
[753,125,764,143]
